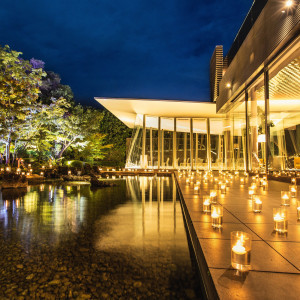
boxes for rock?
[26,274,34,280]
[78,293,91,299]
[133,281,142,288]
[48,279,61,285]
[101,293,109,299]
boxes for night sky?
[1,0,251,106]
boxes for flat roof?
[95,98,224,128]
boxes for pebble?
[26,274,34,280]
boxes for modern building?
[96,0,300,172]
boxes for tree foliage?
[0,45,129,167]
[0,45,46,163]
[99,110,132,166]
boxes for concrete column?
[161,130,164,167]
[190,118,193,170]
[207,118,211,170]
[142,114,146,168]
[245,90,249,172]
[184,133,187,167]
[264,68,270,173]
[158,117,161,169]
[150,128,153,167]
[173,118,177,168]
[195,133,198,170]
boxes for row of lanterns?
[179,169,299,272]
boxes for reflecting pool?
[0,176,200,299]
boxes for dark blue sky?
[1,0,251,106]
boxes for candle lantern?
[262,180,268,191]
[281,191,290,206]
[210,190,217,203]
[252,196,262,213]
[68,170,72,175]
[211,205,223,228]
[240,177,245,185]
[194,186,200,194]
[248,188,255,200]
[220,183,226,194]
[186,178,190,185]
[203,196,211,213]
[273,208,288,233]
[231,231,252,272]
[291,177,297,185]
[297,201,300,220]
[289,185,297,198]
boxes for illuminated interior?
[95,51,300,172]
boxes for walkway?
[176,171,300,300]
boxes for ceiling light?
[285,0,293,8]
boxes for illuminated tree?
[0,45,45,164]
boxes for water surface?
[0,176,200,299]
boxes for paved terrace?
[175,172,300,300]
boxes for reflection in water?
[0,177,200,299]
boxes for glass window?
[268,56,300,171]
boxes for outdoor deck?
[175,172,300,300]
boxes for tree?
[99,110,132,166]
[74,133,113,163]
[0,45,46,164]
[48,103,105,162]
[38,71,74,105]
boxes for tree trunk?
[6,139,10,165]
[56,141,72,160]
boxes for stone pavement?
[175,171,300,300]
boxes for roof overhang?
[95,98,224,128]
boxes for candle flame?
[204,199,210,205]
[274,213,284,221]
[211,210,220,218]
[232,239,246,254]
[254,198,262,204]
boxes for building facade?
[96,0,300,172]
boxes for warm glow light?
[226,83,231,88]
[285,0,293,7]
[232,239,246,255]
[258,134,266,143]
[274,213,284,222]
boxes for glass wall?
[247,74,266,172]
[193,119,207,170]
[126,114,144,168]
[268,55,300,171]
[230,98,247,170]
[145,116,158,168]
[176,119,190,169]
[161,118,174,168]
[210,119,225,170]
